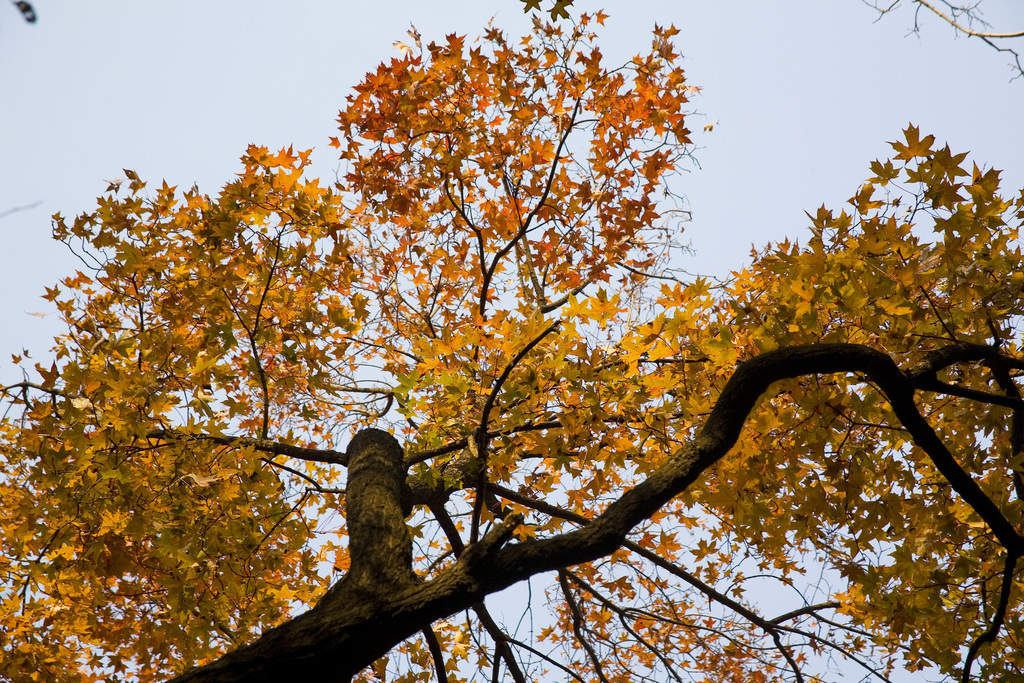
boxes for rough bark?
[317,428,415,609]
[168,343,1024,683]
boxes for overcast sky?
[2,0,1022,383]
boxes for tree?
[1,12,1023,683]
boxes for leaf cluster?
[2,13,1024,683]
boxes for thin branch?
[442,176,486,283]
[864,0,1024,78]
[404,419,562,466]
[563,571,685,683]
[558,570,611,683]
[918,285,958,340]
[1,381,70,399]
[986,357,1024,502]
[771,621,896,683]
[259,457,343,494]
[478,97,581,317]
[430,502,466,557]
[915,0,1024,38]
[502,635,587,683]
[470,318,562,542]
[249,233,285,440]
[539,280,592,314]
[478,319,562,432]
[519,98,581,236]
[331,385,395,395]
[960,551,1021,682]
[422,625,450,683]
[472,603,528,683]
[912,375,1024,409]
[769,602,842,625]
[487,484,869,683]
[147,428,348,465]
[619,261,687,284]
[252,490,310,555]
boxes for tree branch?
[423,625,450,683]
[915,0,1024,39]
[168,342,1024,682]
[147,429,348,466]
[472,603,528,683]
[558,570,611,683]
[562,570,687,683]
[317,429,415,610]
[960,550,1021,682]
[471,318,562,542]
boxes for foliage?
[2,12,1024,683]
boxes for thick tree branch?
[489,345,1022,586]
[168,342,1024,683]
[317,428,415,610]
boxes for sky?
[1,2,1023,679]
[2,0,1023,383]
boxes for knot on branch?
[460,513,523,569]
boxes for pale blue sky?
[2,2,1023,678]
[2,1,1022,381]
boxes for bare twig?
[864,0,1024,78]
[915,0,1024,39]
[0,200,42,219]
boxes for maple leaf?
[2,11,1024,683]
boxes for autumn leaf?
[2,13,1023,683]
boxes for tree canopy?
[2,12,1024,683]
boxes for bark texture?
[167,343,1024,683]
[318,428,415,609]
[169,428,428,682]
